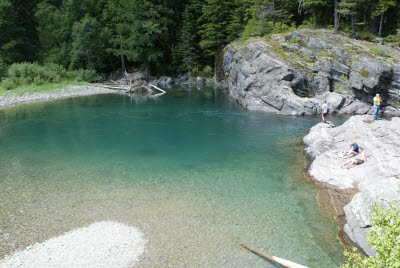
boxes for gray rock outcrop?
[343,179,400,256]
[215,29,400,116]
[303,115,400,190]
[304,115,400,255]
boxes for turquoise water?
[0,88,346,267]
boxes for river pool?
[0,87,346,267]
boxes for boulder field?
[303,115,400,256]
[215,29,400,116]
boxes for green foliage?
[172,4,199,73]
[1,0,400,76]
[340,74,348,82]
[70,15,109,70]
[201,66,214,77]
[0,62,100,90]
[341,203,400,268]
[289,37,301,44]
[369,47,391,58]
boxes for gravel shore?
[0,85,119,109]
[0,221,146,268]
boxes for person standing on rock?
[321,101,328,123]
[373,94,382,120]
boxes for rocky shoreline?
[303,115,400,256]
[0,85,119,109]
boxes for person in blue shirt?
[339,140,360,158]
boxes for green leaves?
[341,202,400,268]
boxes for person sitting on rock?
[339,140,360,158]
[341,148,366,169]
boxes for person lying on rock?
[339,140,359,158]
[341,148,366,169]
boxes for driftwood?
[239,241,309,268]
[99,71,166,96]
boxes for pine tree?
[199,0,234,58]
[173,4,198,72]
[70,15,109,70]
[372,0,396,37]
[299,0,325,27]
[338,0,357,38]
[105,0,174,74]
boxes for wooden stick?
[239,242,309,268]
[110,80,119,85]
[150,84,166,93]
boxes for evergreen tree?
[70,15,109,70]
[372,0,396,37]
[199,0,234,58]
[338,0,358,38]
[173,4,199,72]
[0,0,25,64]
[105,0,174,74]
[299,0,325,27]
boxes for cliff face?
[215,29,400,116]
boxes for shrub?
[289,37,301,44]
[1,78,17,90]
[341,203,400,268]
[0,62,101,89]
[201,66,214,78]
[340,74,348,82]
[69,69,101,82]
[369,47,391,58]
[0,61,7,81]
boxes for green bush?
[0,61,7,81]
[1,78,17,90]
[341,203,400,268]
[0,62,101,89]
[201,66,214,78]
[289,37,301,44]
[369,47,391,58]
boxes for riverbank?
[0,85,118,109]
[303,115,400,256]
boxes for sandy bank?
[0,85,119,109]
[0,221,146,268]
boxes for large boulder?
[216,29,400,116]
[303,115,400,190]
[304,115,400,255]
[217,41,322,115]
[343,179,400,256]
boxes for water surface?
[0,87,346,267]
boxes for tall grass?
[0,62,101,90]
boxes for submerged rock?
[216,29,400,116]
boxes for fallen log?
[239,241,309,268]
[150,84,166,94]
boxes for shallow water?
[0,87,347,267]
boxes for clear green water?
[0,88,346,267]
